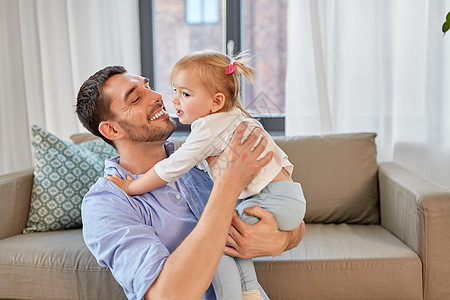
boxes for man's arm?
[225,206,306,258]
[145,124,273,300]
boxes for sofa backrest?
[273,133,379,224]
[72,132,380,225]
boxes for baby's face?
[171,69,215,124]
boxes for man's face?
[104,73,176,143]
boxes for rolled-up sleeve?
[82,179,170,300]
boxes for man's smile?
[149,108,169,121]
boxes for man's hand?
[225,206,306,259]
[207,123,273,193]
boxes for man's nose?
[148,90,163,105]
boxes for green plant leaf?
[443,12,450,35]
[444,21,450,34]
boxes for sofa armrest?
[379,162,450,299]
[0,169,33,239]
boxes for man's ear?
[211,93,226,113]
[98,121,123,141]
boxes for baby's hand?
[107,174,134,196]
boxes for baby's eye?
[182,92,190,97]
[173,88,177,94]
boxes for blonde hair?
[170,49,256,118]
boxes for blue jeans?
[212,181,306,299]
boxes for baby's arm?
[108,119,219,195]
[107,168,168,196]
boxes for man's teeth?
[150,110,166,121]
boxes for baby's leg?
[213,254,243,300]
[236,181,306,231]
[235,257,260,292]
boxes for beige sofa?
[1,132,450,299]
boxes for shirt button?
[176,195,181,199]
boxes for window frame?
[138,0,285,136]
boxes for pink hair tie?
[224,61,236,75]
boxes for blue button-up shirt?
[82,141,216,300]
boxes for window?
[186,0,219,24]
[139,0,287,135]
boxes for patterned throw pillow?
[23,125,118,233]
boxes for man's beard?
[118,117,176,143]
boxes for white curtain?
[0,0,141,175]
[286,0,450,186]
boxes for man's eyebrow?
[123,77,149,102]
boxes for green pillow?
[23,125,118,233]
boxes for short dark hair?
[75,66,127,147]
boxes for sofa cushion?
[0,229,126,300]
[273,133,379,224]
[23,125,117,233]
[254,223,422,299]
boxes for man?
[76,66,305,299]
